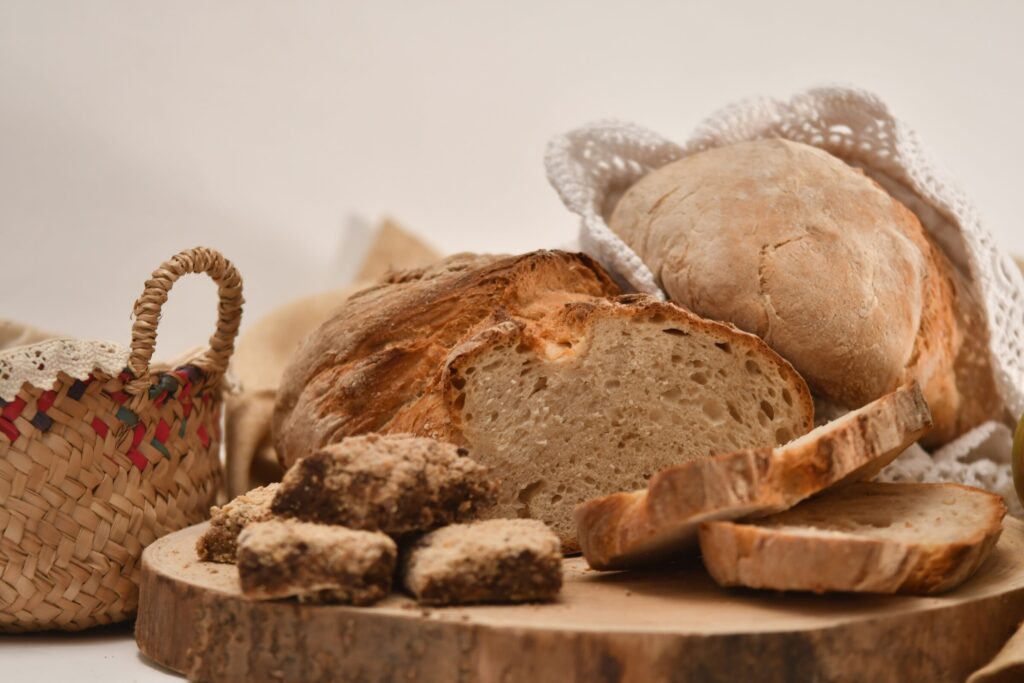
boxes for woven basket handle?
[125,247,243,394]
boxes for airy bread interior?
[450,303,813,549]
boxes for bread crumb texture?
[271,433,497,534]
[402,518,563,606]
[237,518,396,605]
[195,483,280,563]
[449,294,813,548]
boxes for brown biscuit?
[237,519,396,605]
[196,483,280,563]
[401,519,563,606]
[271,433,496,534]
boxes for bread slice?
[699,482,1006,594]
[438,294,814,550]
[575,383,932,569]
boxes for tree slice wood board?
[136,519,1024,683]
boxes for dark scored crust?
[270,434,497,534]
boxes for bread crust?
[575,383,932,570]
[943,253,1005,442]
[698,482,1006,595]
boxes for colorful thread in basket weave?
[0,366,219,472]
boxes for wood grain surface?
[136,519,1024,682]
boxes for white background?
[1,1,1022,680]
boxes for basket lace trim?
[0,338,130,399]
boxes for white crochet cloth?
[546,86,1024,514]
[0,338,130,400]
[0,318,208,401]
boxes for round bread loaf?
[608,138,997,445]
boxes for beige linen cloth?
[969,620,1024,682]
[224,219,440,497]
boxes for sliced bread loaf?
[699,482,1006,594]
[575,383,932,569]
[438,294,814,550]
[273,251,815,552]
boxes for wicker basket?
[0,247,242,632]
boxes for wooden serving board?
[136,520,1024,683]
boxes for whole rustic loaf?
[608,138,1001,445]
[274,251,814,549]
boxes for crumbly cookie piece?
[401,518,562,606]
[237,519,397,605]
[196,483,280,563]
[271,433,497,534]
